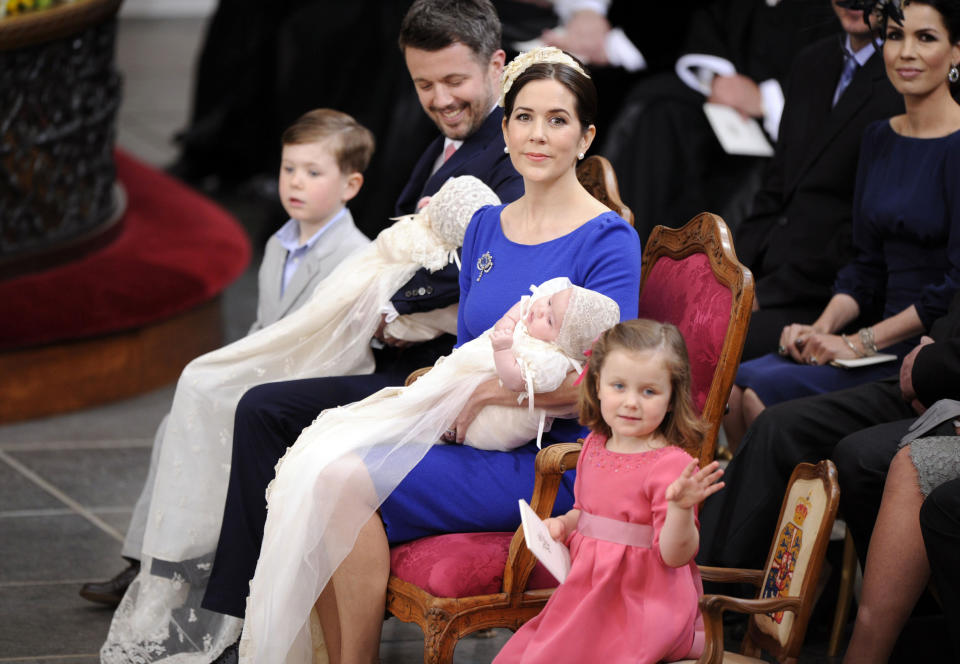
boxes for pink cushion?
[390,532,559,598]
[637,253,732,413]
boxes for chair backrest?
[636,212,754,466]
[747,460,840,660]
[577,154,634,226]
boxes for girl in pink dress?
[495,319,725,664]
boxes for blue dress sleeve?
[576,216,643,320]
[834,123,886,314]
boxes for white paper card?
[703,103,775,157]
[830,353,898,369]
[518,499,571,583]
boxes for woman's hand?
[778,323,817,362]
[665,461,725,510]
[795,332,859,366]
[446,378,508,443]
[446,371,580,443]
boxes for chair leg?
[422,609,458,664]
[828,528,858,656]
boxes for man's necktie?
[443,142,457,163]
[832,52,859,107]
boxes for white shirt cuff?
[758,78,784,141]
[604,27,646,72]
[379,302,400,323]
[675,53,736,96]
[554,0,609,22]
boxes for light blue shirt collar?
[275,207,347,295]
[846,35,876,67]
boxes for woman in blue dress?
[724,0,960,451]
[241,48,642,663]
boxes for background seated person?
[723,0,960,450]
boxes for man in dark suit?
[699,288,960,572]
[601,0,839,242]
[197,0,523,624]
[734,0,904,360]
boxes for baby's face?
[525,288,573,342]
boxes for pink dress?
[494,432,704,664]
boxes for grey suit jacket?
[250,209,370,333]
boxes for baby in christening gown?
[239,278,620,663]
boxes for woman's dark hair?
[503,58,598,132]
[398,0,501,64]
[902,0,960,42]
[578,319,705,457]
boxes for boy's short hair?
[281,109,375,175]
[398,0,501,64]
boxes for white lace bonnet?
[529,277,620,359]
[422,175,500,248]
[556,285,620,359]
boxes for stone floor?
[1,14,950,664]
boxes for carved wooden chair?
[576,154,634,225]
[636,212,754,466]
[382,213,753,663]
[674,460,841,664]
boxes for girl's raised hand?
[665,460,725,510]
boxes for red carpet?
[0,150,251,351]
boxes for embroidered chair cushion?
[637,253,732,412]
[390,532,558,598]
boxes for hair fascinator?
[837,0,905,29]
[499,46,591,107]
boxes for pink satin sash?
[576,510,653,547]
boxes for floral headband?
[499,46,591,108]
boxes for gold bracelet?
[858,327,878,356]
[841,333,864,358]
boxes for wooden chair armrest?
[404,367,431,386]
[697,565,765,587]
[533,441,583,478]
[695,595,802,664]
[700,593,802,616]
[503,441,582,594]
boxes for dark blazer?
[734,36,904,309]
[914,289,960,406]
[391,107,523,315]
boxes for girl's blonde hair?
[578,319,705,457]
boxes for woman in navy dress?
[241,48,642,663]
[724,0,960,451]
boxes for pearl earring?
[577,152,585,160]
[950,64,960,84]
[504,146,509,154]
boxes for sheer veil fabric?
[239,279,620,663]
[101,177,500,663]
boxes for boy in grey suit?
[251,108,372,332]
[80,108,374,605]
